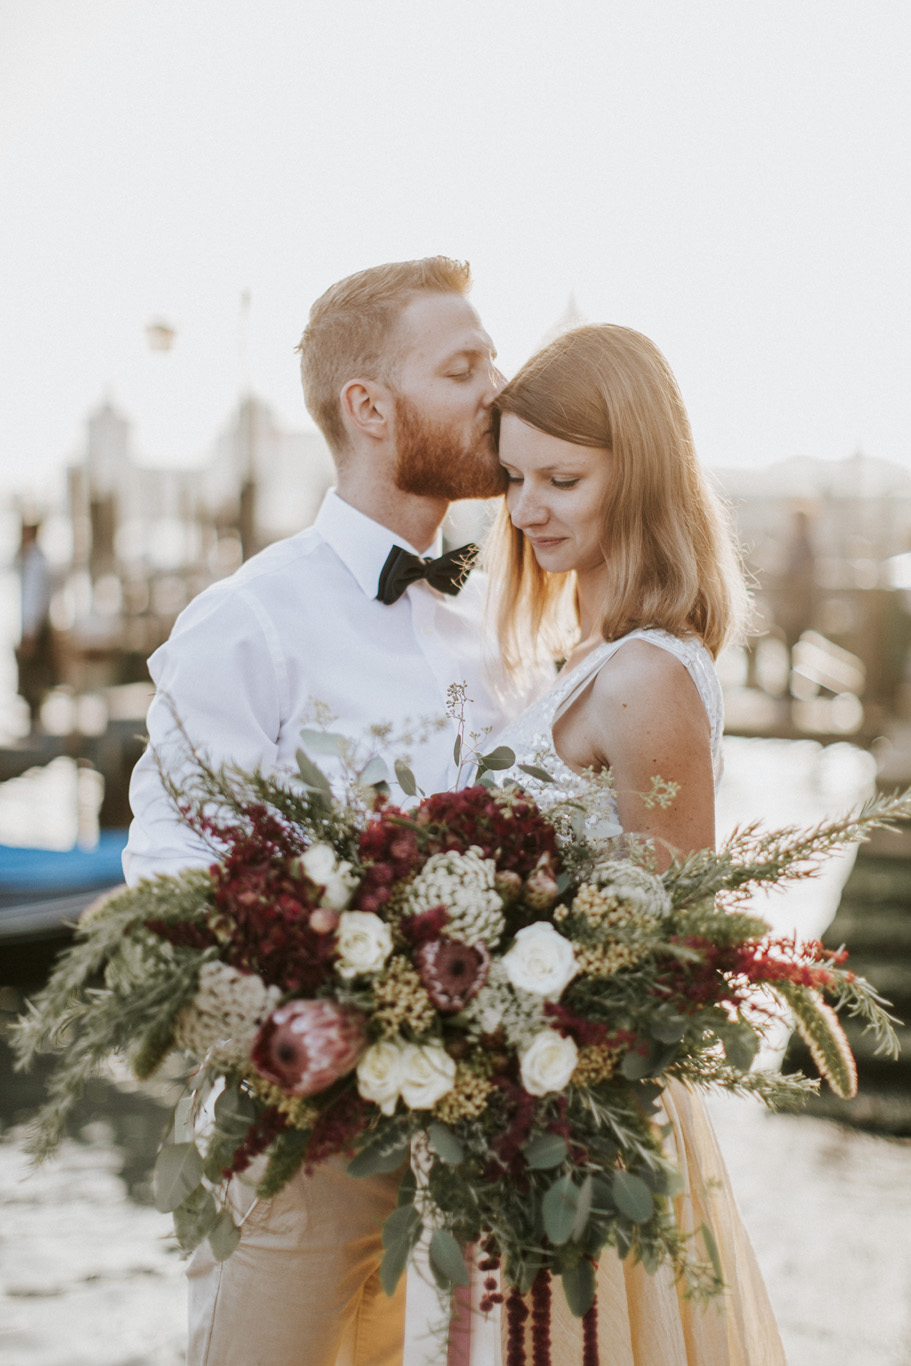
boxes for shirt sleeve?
[122,585,284,885]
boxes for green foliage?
[154,1141,205,1212]
[13,945,202,1162]
[561,1257,596,1316]
[429,1228,470,1288]
[522,1133,568,1170]
[380,1202,423,1298]
[256,1128,311,1200]
[427,1122,464,1166]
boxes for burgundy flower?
[415,938,490,1012]
[252,999,367,1095]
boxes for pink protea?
[415,938,490,1013]
[251,999,367,1095]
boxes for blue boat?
[0,830,128,943]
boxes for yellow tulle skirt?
[500,1082,788,1366]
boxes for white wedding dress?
[405,628,787,1366]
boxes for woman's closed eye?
[500,470,581,489]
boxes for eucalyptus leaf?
[477,745,516,772]
[380,1236,413,1299]
[208,1208,241,1262]
[429,1229,470,1287]
[517,763,555,784]
[153,1141,205,1213]
[360,756,388,788]
[589,1176,615,1216]
[721,1024,759,1073]
[295,748,332,797]
[348,1140,410,1179]
[561,1258,596,1317]
[620,1046,654,1081]
[612,1170,654,1223]
[649,1015,688,1044]
[517,1256,544,1295]
[172,1183,216,1252]
[299,728,345,756]
[397,1166,418,1206]
[427,1123,464,1166]
[542,1174,579,1246]
[620,1038,677,1080]
[637,1082,665,1115]
[173,1095,195,1144]
[522,1132,568,1170]
[394,759,418,797]
[571,1173,594,1241]
[453,733,462,765]
[381,1202,422,1249]
[214,1084,257,1137]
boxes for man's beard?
[392,395,507,501]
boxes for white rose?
[519,1029,579,1097]
[502,922,578,999]
[399,1043,457,1110]
[336,911,393,979]
[356,1039,406,1115]
[298,842,359,910]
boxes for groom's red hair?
[297,256,471,457]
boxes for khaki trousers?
[187,1156,406,1366]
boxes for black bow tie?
[376,542,479,605]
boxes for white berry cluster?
[173,960,282,1068]
[456,960,543,1050]
[406,846,505,945]
[588,859,672,922]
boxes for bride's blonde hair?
[487,324,748,674]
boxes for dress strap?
[549,629,724,781]
[550,641,621,723]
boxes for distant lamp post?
[145,319,177,352]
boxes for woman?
[481,325,786,1364]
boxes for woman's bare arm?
[553,640,715,868]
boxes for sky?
[1,0,909,506]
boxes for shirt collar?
[314,489,444,599]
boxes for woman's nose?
[509,484,547,528]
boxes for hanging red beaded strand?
[506,1287,529,1366]
[582,1288,599,1366]
[478,1249,504,1316]
[531,1269,552,1366]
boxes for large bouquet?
[14,706,908,1358]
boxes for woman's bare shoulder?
[590,638,696,705]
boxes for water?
[2,732,910,1364]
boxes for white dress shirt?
[123,490,529,884]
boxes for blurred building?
[56,395,334,690]
[714,451,911,733]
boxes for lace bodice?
[493,628,724,830]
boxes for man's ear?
[339,378,394,444]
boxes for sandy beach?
[3,1097,911,1365]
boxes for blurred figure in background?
[15,520,54,729]
[778,507,818,670]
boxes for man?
[15,520,54,728]
[124,256,530,1364]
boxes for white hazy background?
[1,0,909,500]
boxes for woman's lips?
[525,535,565,549]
